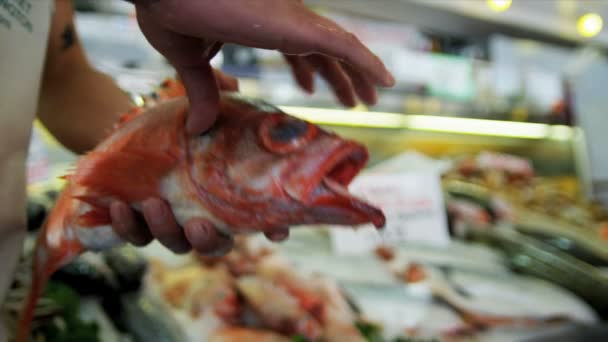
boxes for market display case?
[8,1,608,341]
[17,100,608,341]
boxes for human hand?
[130,0,395,135]
[109,199,289,256]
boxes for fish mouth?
[286,142,386,229]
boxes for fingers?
[177,63,221,136]
[136,9,221,136]
[292,8,395,88]
[142,198,192,254]
[285,53,378,106]
[264,227,290,242]
[110,201,154,246]
[213,69,240,91]
[111,198,290,256]
[284,55,315,94]
[138,1,394,88]
[307,55,356,107]
[184,219,234,256]
[341,62,378,105]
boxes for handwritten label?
[331,170,450,255]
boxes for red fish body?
[17,81,385,340]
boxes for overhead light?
[487,0,512,12]
[403,115,549,139]
[577,13,603,38]
[280,106,406,129]
[280,106,574,141]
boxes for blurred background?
[20,1,608,341]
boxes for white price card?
[330,170,450,255]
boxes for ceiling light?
[487,0,512,13]
[577,13,603,38]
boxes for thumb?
[176,63,220,136]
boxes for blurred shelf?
[307,0,608,53]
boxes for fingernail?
[384,72,396,87]
[189,221,209,240]
[111,202,129,223]
[185,117,198,136]
[365,95,378,106]
[268,230,289,242]
[206,248,229,258]
[306,83,315,94]
[173,244,193,254]
[210,233,234,257]
[109,201,121,219]
[186,110,214,136]
[145,199,165,225]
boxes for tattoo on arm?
[61,24,76,50]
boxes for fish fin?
[78,96,186,203]
[116,107,144,129]
[76,208,112,227]
[73,194,105,207]
[73,195,113,226]
[17,204,84,342]
[74,149,176,203]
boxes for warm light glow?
[403,115,567,140]
[487,0,512,12]
[577,13,603,38]
[279,106,573,141]
[133,94,145,107]
[281,106,407,129]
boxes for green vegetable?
[355,321,439,342]
[292,335,309,342]
[355,321,384,342]
[36,282,100,342]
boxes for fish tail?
[16,222,84,341]
[15,257,45,342]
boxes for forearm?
[38,65,132,154]
[37,0,133,155]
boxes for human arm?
[37,0,244,255]
[129,0,395,135]
[37,0,133,154]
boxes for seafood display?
[368,244,598,340]
[16,176,607,341]
[15,79,608,341]
[16,80,385,341]
[444,151,608,237]
[144,238,367,341]
[442,151,608,269]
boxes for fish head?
[187,94,385,232]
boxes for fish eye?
[259,114,317,154]
[269,119,309,142]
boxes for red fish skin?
[184,97,385,232]
[16,94,190,342]
[16,183,86,342]
[17,81,385,341]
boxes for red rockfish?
[16,80,385,341]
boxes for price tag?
[330,170,450,255]
[391,50,474,101]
